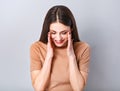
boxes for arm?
[69,48,90,91]
[31,57,53,91]
[30,33,54,91]
[69,55,85,91]
[67,32,90,91]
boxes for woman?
[30,5,90,91]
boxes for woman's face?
[50,22,71,47]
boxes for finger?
[48,32,53,48]
[68,31,72,40]
[67,31,72,47]
[48,32,50,42]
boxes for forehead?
[50,22,70,31]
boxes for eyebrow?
[50,30,69,32]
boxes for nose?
[56,34,62,40]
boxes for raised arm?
[30,33,54,91]
[68,47,90,91]
[31,57,53,91]
[67,32,90,91]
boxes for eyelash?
[61,32,67,35]
[51,32,67,35]
[51,32,56,34]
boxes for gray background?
[0,0,120,91]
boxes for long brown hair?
[39,5,80,43]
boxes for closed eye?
[61,31,67,35]
[51,31,56,34]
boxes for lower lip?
[55,40,64,44]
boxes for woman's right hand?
[46,32,54,59]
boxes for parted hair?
[39,5,80,43]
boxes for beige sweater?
[30,41,90,91]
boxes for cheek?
[51,34,55,39]
[62,35,68,40]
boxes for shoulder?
[30,41,46,48]
[30,41,47,51]
[74,41,90,50]
[74,41,90,57]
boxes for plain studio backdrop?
[0,0,120,91]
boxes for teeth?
[55,40,63,43]
[56,41,61,43]
[56,41,61,42]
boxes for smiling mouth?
[55,40,64,44]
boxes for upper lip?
[55,40,63,43]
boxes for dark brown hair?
[39,5,80,43]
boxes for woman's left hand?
[67,31,75,57]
